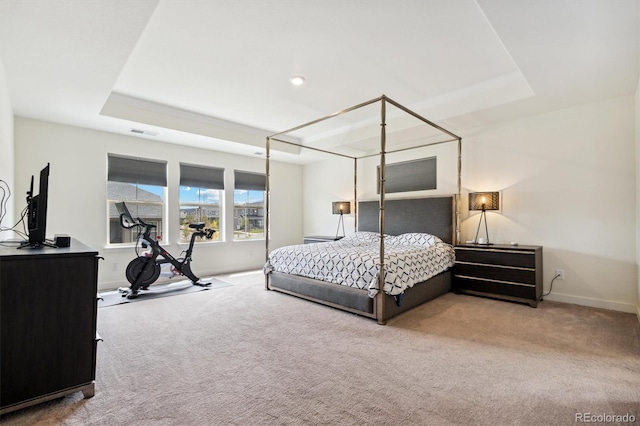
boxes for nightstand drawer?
[454,276,537,300]
[455,262,536,285]
[455,248,535,268]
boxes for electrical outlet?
[555,269,564,280]
[112,262,119,271]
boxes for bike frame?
[116,202,214,297]
[137,221,204,280]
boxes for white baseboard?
[543,292,637,314]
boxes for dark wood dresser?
[0,239,100,414]
[453,244,543,307]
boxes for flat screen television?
[19,163,54,248]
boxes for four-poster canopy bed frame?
[264,95,462,324]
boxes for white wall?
[302,142,459,237]
[0,57,14,229]
[462,95,636,313]
[302,154,357,237]
[303,95,637,313]
[14,118,303,291]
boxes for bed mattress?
[264,232,455,297]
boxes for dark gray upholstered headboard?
[358,196,454,244]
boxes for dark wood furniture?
[303,236,343,244]
[0,239,100,415]
[453,244,542,307]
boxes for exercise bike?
[115,202,215,299]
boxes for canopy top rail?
[268,95,383,139]
[267,94,461,159]
[269,137,356,160]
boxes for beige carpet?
[2,270,639,425]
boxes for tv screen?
[21,163,52,248]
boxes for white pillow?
[391,232,442,247]
[342,231,388,243]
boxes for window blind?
[108,154,167,186]
[180,163,224,189]
[234,170,266,191]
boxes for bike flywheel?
[126,256,161,286]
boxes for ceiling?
[0,0,638,163]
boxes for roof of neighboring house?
[108,182,162,219]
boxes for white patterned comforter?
[264,232,455,297]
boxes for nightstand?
[303,236,343,244]
[453,244,543,307]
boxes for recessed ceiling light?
[290,76,305,86]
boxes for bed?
[263,95,462,324]
[265,196,456,323]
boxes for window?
[233,170,265,240]
[179,163,224,243]
[107,154,167,244]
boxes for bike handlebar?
[192,228,216,240]
[119,213,156,232]
[120,213,216,240]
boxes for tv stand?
[1,239,100,415]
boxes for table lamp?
[332,201,351,239]
[469,192,500,244]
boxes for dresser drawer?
[454,276,537,300]
[455,248,536,268]
[455,262,536,285]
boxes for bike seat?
[189,222,206,230]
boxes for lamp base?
[473,210,492,247]
[335,213,345,240]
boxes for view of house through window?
[179,187,221,243]
[234,170,266,240]
[179,163,224,243]
[107,154,167,245]
[107,183,165,244]
[233,189,265,239]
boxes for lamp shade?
[332,201,351,215]
[469,192,500,211]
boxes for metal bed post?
[353,158,358,233]
[456,137,462,245]
[377,96,387,325]
[265,136,271,290]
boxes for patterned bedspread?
[264,232,455,297]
